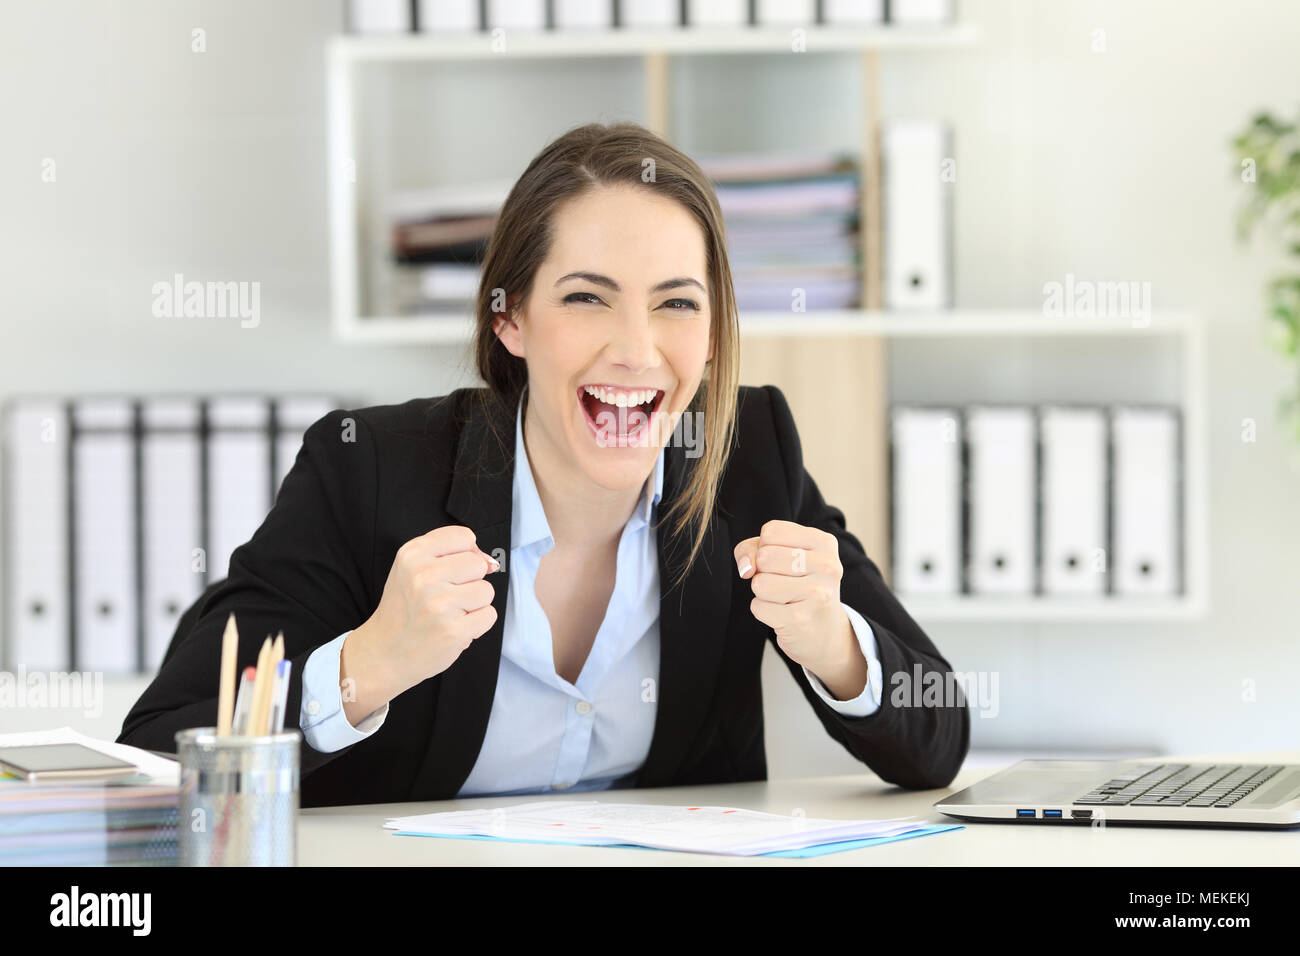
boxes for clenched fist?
[341,525,500,724]
[734,519,867,702]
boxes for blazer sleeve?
[761,385,970,790]
[117,408,379,779]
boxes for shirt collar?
[511,390,664,550]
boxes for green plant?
[1232,110,1300,440]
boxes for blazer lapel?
[633,440,733,788]
[407,393,515,800]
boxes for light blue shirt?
[297,395,885,794]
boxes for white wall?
[2,0,1297,777]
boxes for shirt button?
[575,701,592,715]
[306,700,321,716]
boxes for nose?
[605,306,660,375]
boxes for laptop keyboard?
[1073,764,1285,809]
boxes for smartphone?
[0,744,139,783]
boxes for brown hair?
[471,121,740,592]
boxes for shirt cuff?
[801,603,884,718]
[299,631,389,753]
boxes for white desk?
[298,749,1300,865]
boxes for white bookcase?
[326,23,981,339]
[323,22,1207,623]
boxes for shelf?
[736,309,1200,338]
[334,309,1203,344]
[324,21,1209,632]
[330,24,982,62]
[902,595,1208,623]
[328,20,981,345]
[335,307,1210,626]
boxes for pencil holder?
[175,728,300,866]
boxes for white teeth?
[583,385,658,408]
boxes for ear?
[491,298,525,359]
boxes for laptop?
[934,760,1300,828]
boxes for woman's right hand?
[340,526,499,723]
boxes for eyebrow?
[555,271,707,295]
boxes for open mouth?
[577,384,665,447]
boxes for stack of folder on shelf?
[384,182,511,316]
[890,404,1184,598]
[0,729,179,867]
[696,151,862,313]
[347,0,953,34]
[2,393,339,676]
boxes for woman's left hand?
[734,520,864,696]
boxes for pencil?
[252,635,283,737]
[247,637,272,739]
[217,614,239,736]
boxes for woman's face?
[496,183,713,497]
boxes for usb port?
[1016,809,1036,818]
[1043,809,1063,818]
[1071,809,1093,820]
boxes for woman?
[120,122,968,808]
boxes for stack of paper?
[694,151,863,313]
[382,181,511,316]
[385,800,960,857]
[0,728,179,867]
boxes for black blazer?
[119,385,969,807]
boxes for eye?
[663,298,701,312]
[564,292,603,306]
